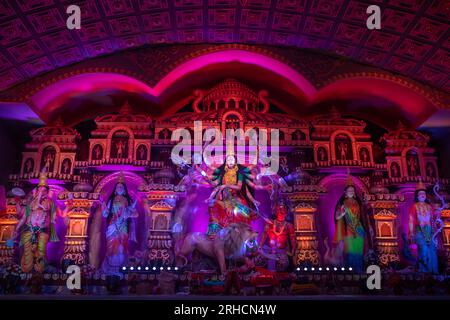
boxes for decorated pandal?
[0,79,449,296]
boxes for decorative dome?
[30,126,79,137]
[313,107,366,128]
[30,116,79,138]
[193,79,269,113]
[159,109,304,126]
[203,79,259,106]
[382,121,429,145]
[95,101,152,123]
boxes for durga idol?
[205,153,270,237]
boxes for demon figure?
[260,200,296,271]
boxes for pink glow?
[313,77,437,126]
[29,178,66,185]
[25,50,442,129]
[154,49,316,97]
[95,165,147,172]
[30,49,316,116]
[31,73,155,113]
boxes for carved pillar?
[293,202,320,266]
[60,194,96,265]
[145,191,178,266]
[286,188,323,267]
[440,208,450,268]
[365,192,404,267]
[0,200,19,265]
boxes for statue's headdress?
[38,172,48,187]
[346,168,354,187]
[117,171,125,184]
[225,150,236,163]
[415,180,426,192]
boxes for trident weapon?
[432,181,446,246]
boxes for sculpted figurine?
[260,201,296,271]
[205,154,258,237]
[408,181,444,273]
[333,173,372,272]
[176,222,258,274]
[93,174,138,276]
[13,173,66,273]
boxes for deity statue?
[259,201,296,271]
[360,149,369,162]
[333,173,372,272]
[137,145,147,160]
[172,153,211,235]
[408,181,443,273]
[426,163,435,178]
[160,129,169,140]
[12,173,66,273]
[279,156,289,174]
[24,158,33,174]
[391,162,400,177]
[407,155,419,176]
[98,174,138,276]
[318,147,326,161]
[115,140,125,159]
[62,159,71,174]
[43,152,55,172]
[205,154,266,237]
[338,142,348,160]
[93,145,103,160]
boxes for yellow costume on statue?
[15,173,58,273]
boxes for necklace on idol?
[273,220,286,236]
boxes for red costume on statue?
[260,202,296,271]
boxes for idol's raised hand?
[131,198,138,209]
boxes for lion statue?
[176,222,258,274]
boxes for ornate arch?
[106,126,135,160]
[401,146,424,177]
[37,142,61,174]
[94,171,147,194]
[318,173,369,195]
[330,130,357,161]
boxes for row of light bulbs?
[295,267,353,272]
[121,266,179,272]
[121,266,352,272]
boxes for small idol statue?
[13,173,60,273]
[333,173,372,272]
[408,181,443,273]
[100,173,138,276]
[260,200,296,271]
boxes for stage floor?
[1,294,450,300]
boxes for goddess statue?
[205,153,270,237]
[333,173,372,272]
[97,174,138,276]
[408,181,443,273]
